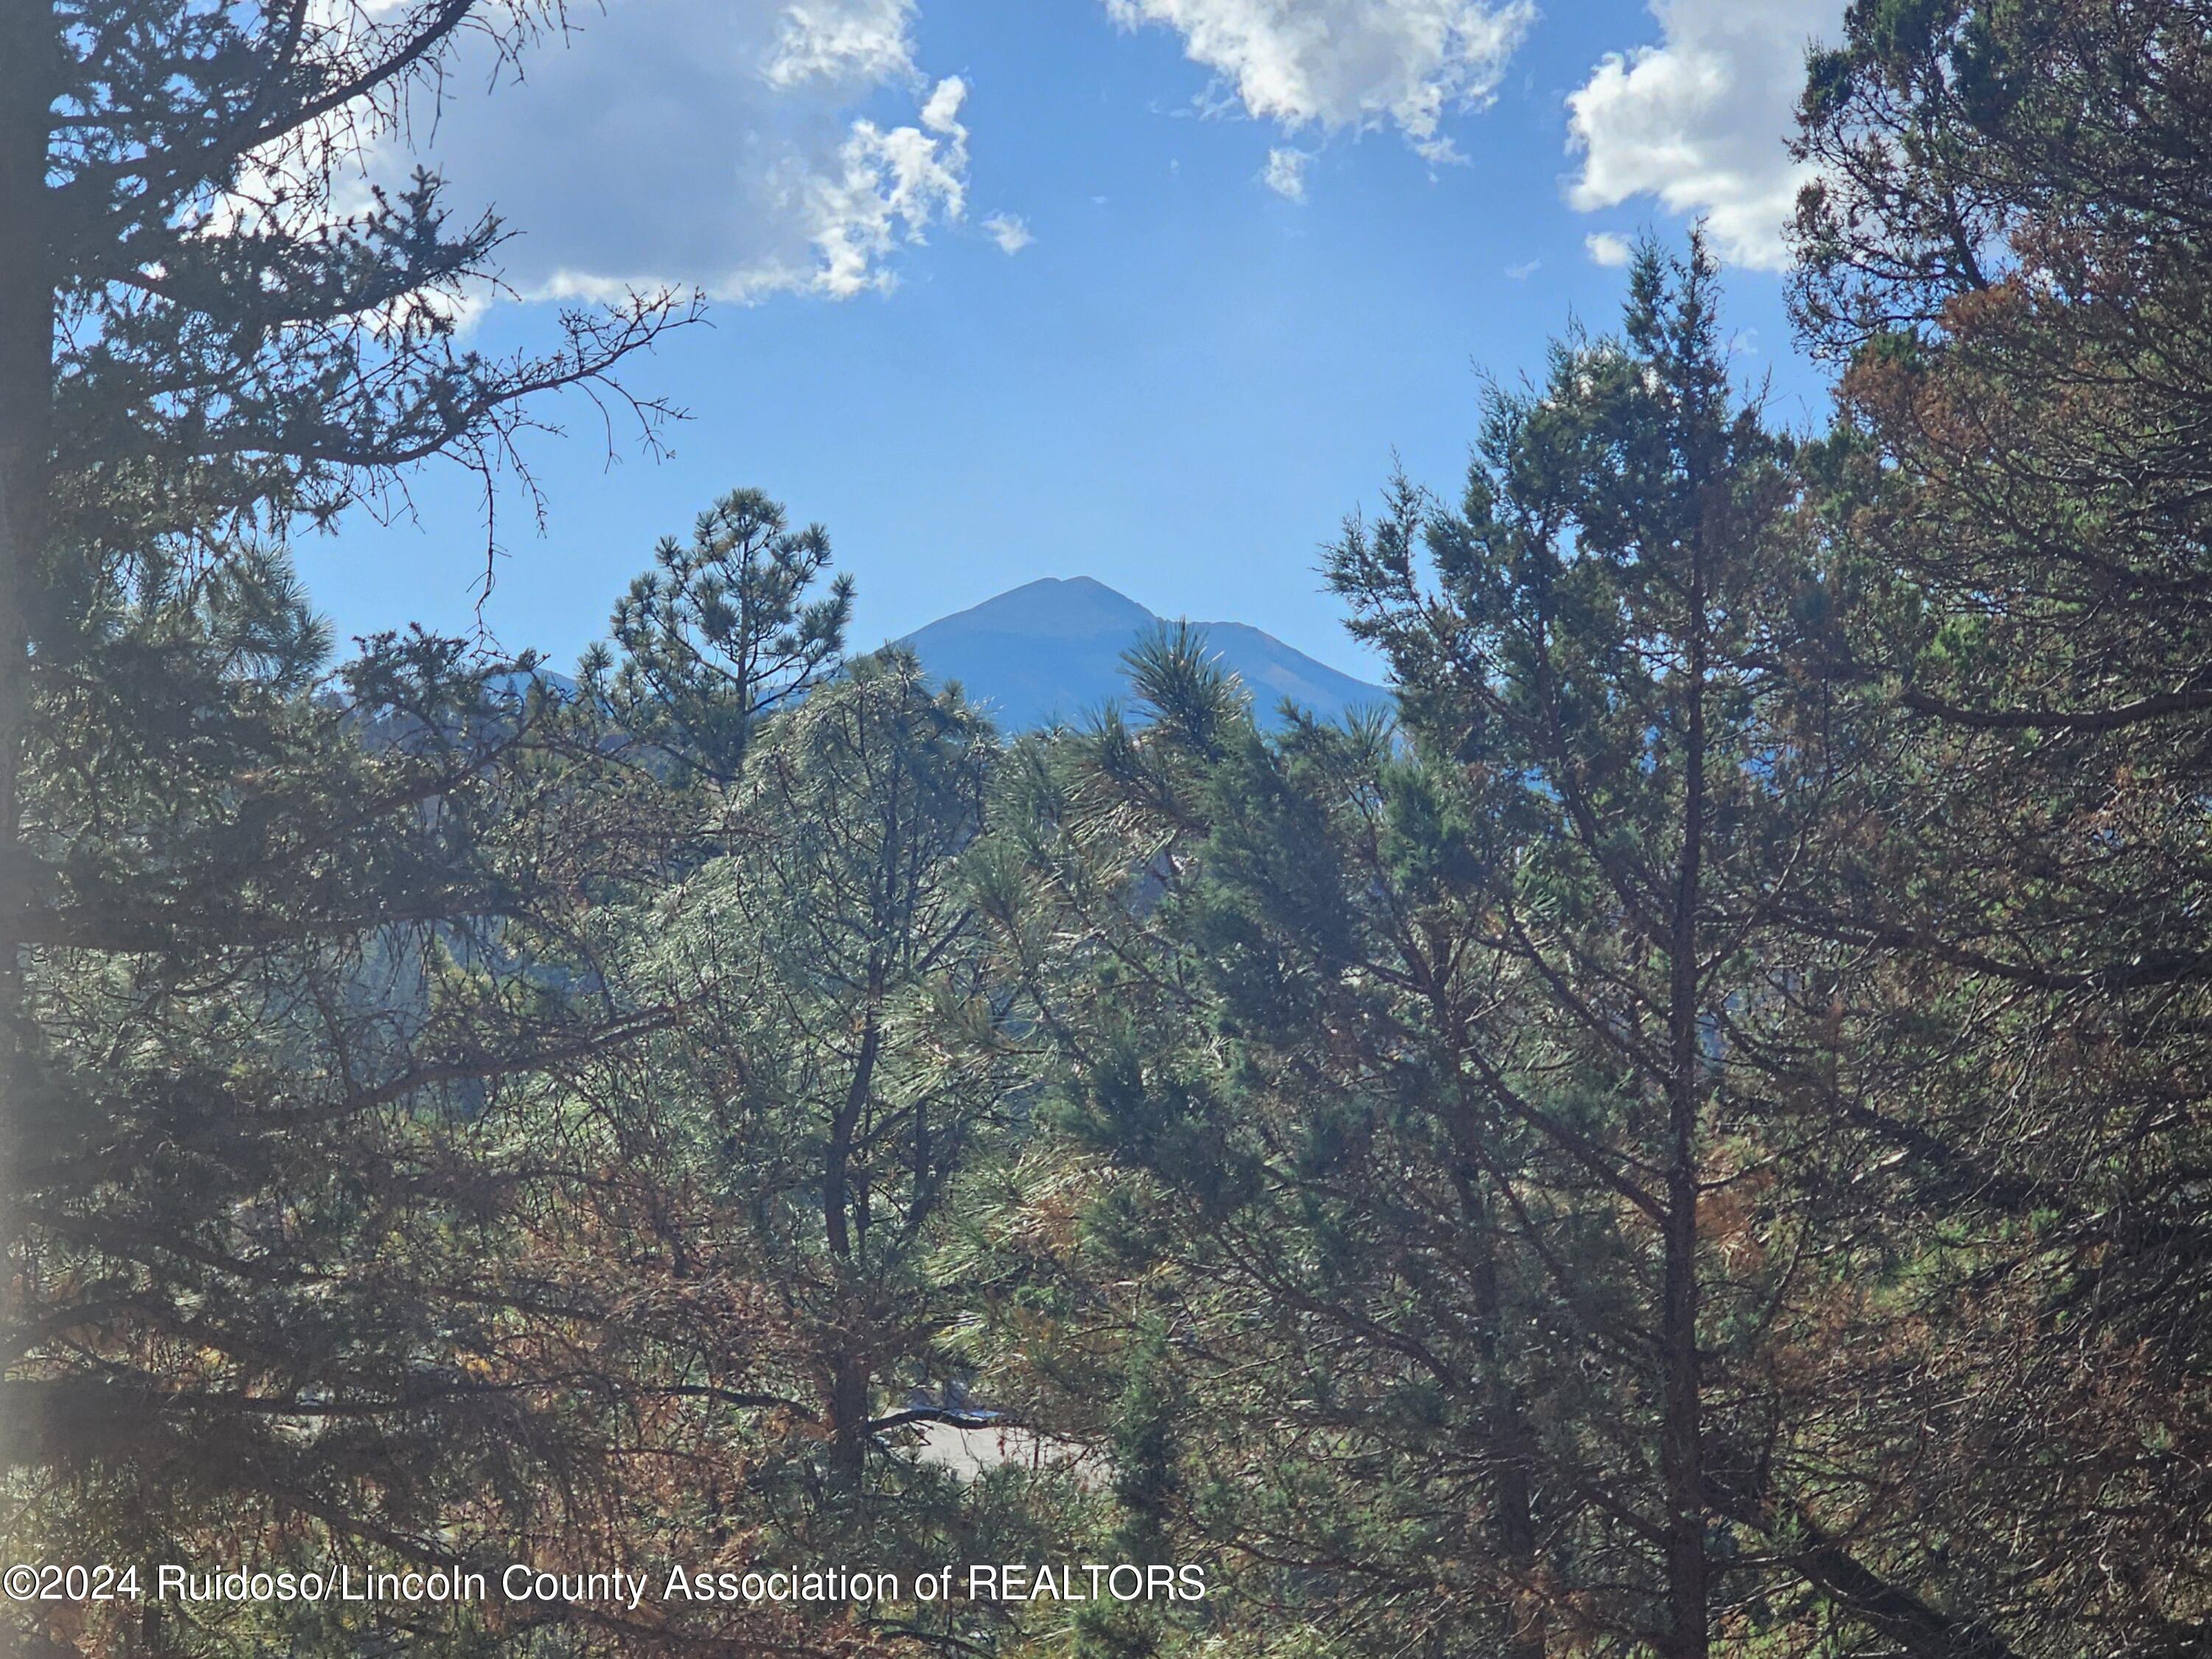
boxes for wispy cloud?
[806,77,972,299]
[982,211,1034,254]
[1261,146,1310,201]
[765,0,917,86]
[1106,0,1536,170]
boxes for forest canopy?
[4,0,2211,1655]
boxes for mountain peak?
[921,576,1155,641]
[896,577,1388,731]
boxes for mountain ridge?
[894,576,1389,731]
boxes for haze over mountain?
[895,577,1390,732]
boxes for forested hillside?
[4,1,2210,1655]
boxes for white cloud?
[805,77,970,299]
[1503,257,1540,279]
[1565,0,1843,270]
[919,73,967,132]
[1584,230,1632,266]
[982,211,1034,254]
[1261,146,1310,200]
[765,0,917,86]
[372,0,975,303]
[1105,0,1537,164]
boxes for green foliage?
[6,538,667,1653]
[1,2,683,1650]
[984,243,1886,1659]
[581,487,853,785]
[1781,1,2212,1649]
[16,2,2212,1656]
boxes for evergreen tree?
[638,650,1005,1492]
[568,653,1079,1651]
[985,245,1971,1658]
[1329,240,1806,1656]
[1774,0,2212,1646]
[5,544,695,1655]
[1,2,681,1649]
[1329,238,1833,1655]
[581,487,853,787]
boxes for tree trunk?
[0,0,58,1480]
[1469,1191,1546,1659]
[1705,1461,2023,1659]
[821,990,882,1493]
[827,1355,869,1495]
[1660,546,1711,1659]
[823,1004,881,1262]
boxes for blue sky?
[301,0,1843,681]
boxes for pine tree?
[1329,240,1804,1655]
[1,4,683,1649]
[0,0,688,1175]
[563,650,1078,1653]
[1776,1,2212,1646]
[985,244,1968,1658]
[580,487,854,787]
[633,650,1006,1489]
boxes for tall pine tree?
[2,4,682,1649]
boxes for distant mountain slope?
[896,577,1389,731]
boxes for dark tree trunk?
[1660,538,1711,1659]
[822,987,882,1492]
[823,1004,881,1262]
[1705,1462,2024,1659]
[827,1355,869,1495]
[1469,1194,1546,1659]
[0,0,58,1478]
